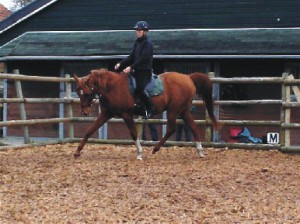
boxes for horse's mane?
[87,68,128,93]
[90,68,125,78]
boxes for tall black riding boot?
[140,90,154,119]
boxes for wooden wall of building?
[2,0,300,45]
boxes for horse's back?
[157,72,196,111]
[161,72,195,95]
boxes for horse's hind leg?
[74,113,111,158]
[182,110,204,157]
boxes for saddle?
[128,73,164,116]
[128,73,164,97]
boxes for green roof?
[1,28,300,60]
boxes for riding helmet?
[133,21,149,31]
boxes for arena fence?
[0,71,299,153]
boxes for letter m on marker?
[267,133,279,144]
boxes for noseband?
[85,92,97,107]
[80,84,97,107]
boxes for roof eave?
[0,0,59,34]
[1,54,300,61]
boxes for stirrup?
[142,110,153,120]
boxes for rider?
[114,21,154,119]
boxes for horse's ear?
[73,75,79,83]
[90,70,96,75]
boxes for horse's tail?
[190,72,222,130]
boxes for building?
[0,0,299,143]
[0,4,11,21]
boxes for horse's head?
[74,74,96,115]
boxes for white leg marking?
[196,142,205,158]
[135,139,143,160]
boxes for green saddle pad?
[128,74,164,97]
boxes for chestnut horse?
[74,68,221,160]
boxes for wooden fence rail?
[0,72,299,152]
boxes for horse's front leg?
[152,114,177,154]
[74,113,112,158]
[122,113,143,160]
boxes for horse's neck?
[97,72,127,94]
[106,72,124,87]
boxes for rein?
[81,83,99,107]
[87,90,98,107]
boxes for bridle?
[80,82,98,108]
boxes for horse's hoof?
[152,146,160,154]
[74,152,81,158]
[198,151,205,158]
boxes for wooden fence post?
[136,117,143,140]
[65,74,74,139]
[288,74,300,102]
[204,72,215,142]
[281,73,290,149]
[13,69,30,144]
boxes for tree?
[10,0,34,11]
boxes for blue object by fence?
[238,127,262,144]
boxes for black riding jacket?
[120,35,153,71]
